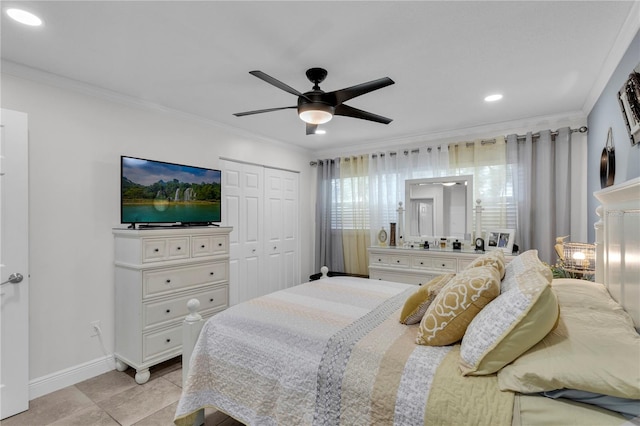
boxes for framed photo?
[486,229,515,254]
[617,70,640,146]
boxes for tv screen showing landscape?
[121,156,221,224]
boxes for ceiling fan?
[233,68,395,135]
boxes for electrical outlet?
[90,320,101,337]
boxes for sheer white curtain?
[368,147,450,244]
[506,128,572,264]
[449,137,515,233]
[339,156,370,275]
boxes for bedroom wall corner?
[587,29,640,242]
[0,72,315,397]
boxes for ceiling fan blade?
[334,104,393,124]
[329,77,394,105]
[249,71,311,101]
[233,106,296,117]
[306,123,318,135]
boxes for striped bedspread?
[174,276,513,426]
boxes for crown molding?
[311,111,587,158]
[582,1,640,115]
[1,60,313,156]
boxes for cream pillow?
[417,265,500,346]
[463,249,506,279]
[399,274,455,325]
[497,279,640,399]
[501,249,552,293]
[459,268,558,375]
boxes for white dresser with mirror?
[369,174,512,284]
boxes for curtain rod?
[478,125,588,145]
[309,126,588,166]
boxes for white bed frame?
[594,176,640,329]
[179,179,640,423]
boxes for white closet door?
[222,160,263,305]
[264,168,299,293]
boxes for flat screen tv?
[121,156,221,227]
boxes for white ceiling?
[1,1,637,153]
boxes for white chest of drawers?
[368,246,513,286]
[113,226,232,384]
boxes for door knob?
[1,272,23,286]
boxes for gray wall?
[587,30,640,241]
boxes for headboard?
[594,177,640,329]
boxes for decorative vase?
[389,222,396,247]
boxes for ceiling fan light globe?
[299,110,332,124]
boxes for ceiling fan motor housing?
[298,91,335,124]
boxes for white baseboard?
[29,355,115,400]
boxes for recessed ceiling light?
[484,94,503,102]
[6,8,43,26]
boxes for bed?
[174,177,640,426]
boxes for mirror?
[405,175,473,241]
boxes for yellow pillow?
[399,274,455,324]
[459,268,558,375]
[464,249,506,279]
[497,279,640,399]
[417,265,500,346]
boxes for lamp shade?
[562,242,596,273]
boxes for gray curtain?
[315,159,345,272]
[507,127,571,264]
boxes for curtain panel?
[506,128,572,264]
[314,158,344,272]
[339,156,370,275]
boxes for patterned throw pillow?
[459,267,558,376]
[416,265,501,346]
[463,249,506,279]
[501,249,552,293]
[399,274,455,324]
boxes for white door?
[222,160,263,305]
[0,109,30,419]
[264,168,299,292]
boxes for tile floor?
[2,357,240,426]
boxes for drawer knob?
[420,262,424,265]
[209,298,214,302]
[166,338,171,343]
[166,279,171,283]
[396,260,400,263]
[201,244,206,248]
[165,309,171,313]
[154,248,159,252]
[210,272,214,276]
[419,283,423,286]
[442,263,445,267]
[378,258,381,262]
[177,247,181,250]
[218,243,223,247]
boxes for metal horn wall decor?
[600,127,615,189]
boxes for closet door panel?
[224,161,299,302]
[223,167,241,305]
[264,171,283,294]
[222,160,263,304]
